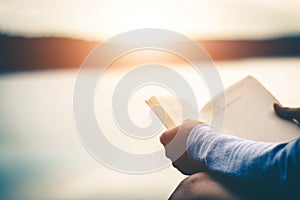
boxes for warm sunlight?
[2,1,300,200]
[1,0,300,40]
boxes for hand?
[160,120,207,175]
[274,103,300,126]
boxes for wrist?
[186,124,214,162]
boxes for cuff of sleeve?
[186,124,220,163]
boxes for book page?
[145,96,197,128]
[145,96,176,129]
[201,76,300,143]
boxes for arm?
[160,104,300,191]
[187,124,300,189]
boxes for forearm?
[187,124,300,189]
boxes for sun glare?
[83,1,187,40]
[1,0,300,40]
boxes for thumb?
[273,103,300,122]
[160,126,180,146]
[160,120,201,146]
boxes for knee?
[169,173,241,200]
[169,173,211,200]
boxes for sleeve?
[186,124,300,190]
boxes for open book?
[146,76,300,143]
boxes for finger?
[160,126,180,146]
[160,120,203,146]
[273,103,300,121]
[171,152,205,175]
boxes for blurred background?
[1,1,300,199]
[1,0,300,72]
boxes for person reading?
[160,103,300,200]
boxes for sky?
[0,0,300,40]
